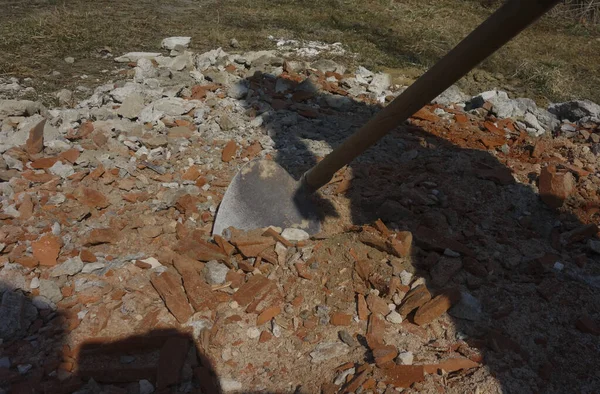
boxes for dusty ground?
[0,36,599,394]
[1,0,600,107]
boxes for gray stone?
[230,38,240,48]
[169,54,190,71]
[64,57,75,64]
[81,262,106,274]
[117,93,145,119]
[386,310,403,324]
[396,351,414,365]
[218,115,236,131]
[228,81,248,100]
[50,256,84,277]
[281,228,309,242]
[195,48,229,70]
[153,97,196,116]
[48,161,75,179]
[204,260,228,285]
[56,89,73,107]
[0,263,26,293]
[29,277,40,289]
[110,83,146,103]
[338,330,357,347]
[549,100,600,121]
[3,154,23,171]
[32,295,55,310]
[139,379,155,394]
[309,342,349,363]
[311,59,345,74]
[588,239,600,254]
[449,291,482,321]
[39,279,63,303]
[114,52,161,63]
[355,66,373,79]
[161,36,191,50]
[219,378,242,393]
[134,58,158,82]
[524,112,544,135]
[0,291,38,341]
[376,199,413,223]
[433,85,469,106]
[368,73,392,96]
[324,94,352,110]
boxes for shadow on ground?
[248,69,600,393]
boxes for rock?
[204,260,229,285]
[29,277,40,289]
[430,256,462,287]
[247,327,261,339]
[448,291,482,321]
[139,379,155,394]
[220,378,243,392]
[524,112,545,136]
[324,94,352,110]
[538,165,575,209]
[153,97,196,116]
[399,270,413,286]
[281,228,310,242]
[161,36,191,50]
[309,342,350,363]
[330,312,352,326]
[117,93,145,119]
[356,66,373,79]
[376,199,413,223]
[311,59,345,74]
[48,160,75,179]
[50,256,84,277]
[56,89,73,106]
[433,85,469,106]
[81,262,106,274]
[138,257,162,269]
[114,52,161,63]
[386,311,403,324]
[228,81,249,99]
[25,118,45,155]
[0,99,45,119]
[134,58,158,82]
[549,100,600,121]
[588,239,600,254]
[230,38,240,48]
[221,140,237,162]
[85,228,118,245]
[397,351,414,365]
[338,330,357,347]
[195,47,229,70]
[0,291,38,341]
[0,264,27,292]
[39,279,63,303]
[368,73,392,95]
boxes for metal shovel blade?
[212,160,321,236]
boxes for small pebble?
[396,351,414,365]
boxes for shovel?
[213,0,560,236]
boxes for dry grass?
[1,0,599,105]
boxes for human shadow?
[1,286,242,393]
[243,66,600,394]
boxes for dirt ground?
[1,0,600,107]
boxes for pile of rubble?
[1,36,600,394]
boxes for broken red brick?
[539,164,575,209]
[576,316,600,336]
[150,270,194,323]
[31,234,62,266]
[85,228,118,245]
[256,305,281,325]
[357,294,369,321]
[366,293,390,316]
[26,119,45,155]
[382,365,425,388]
[423,357,480,374]
[221,140,237,162]
[330,313,352,326]
[413,288,460,326]
[398,285,432,316]
[373,345,398,368]
[259,330,273,343]
[76,188,110,209]
[80,249,97,263]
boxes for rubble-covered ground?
[1,37,600,394]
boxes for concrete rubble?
[0,35,599,394]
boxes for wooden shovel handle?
[304,0,560,190]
